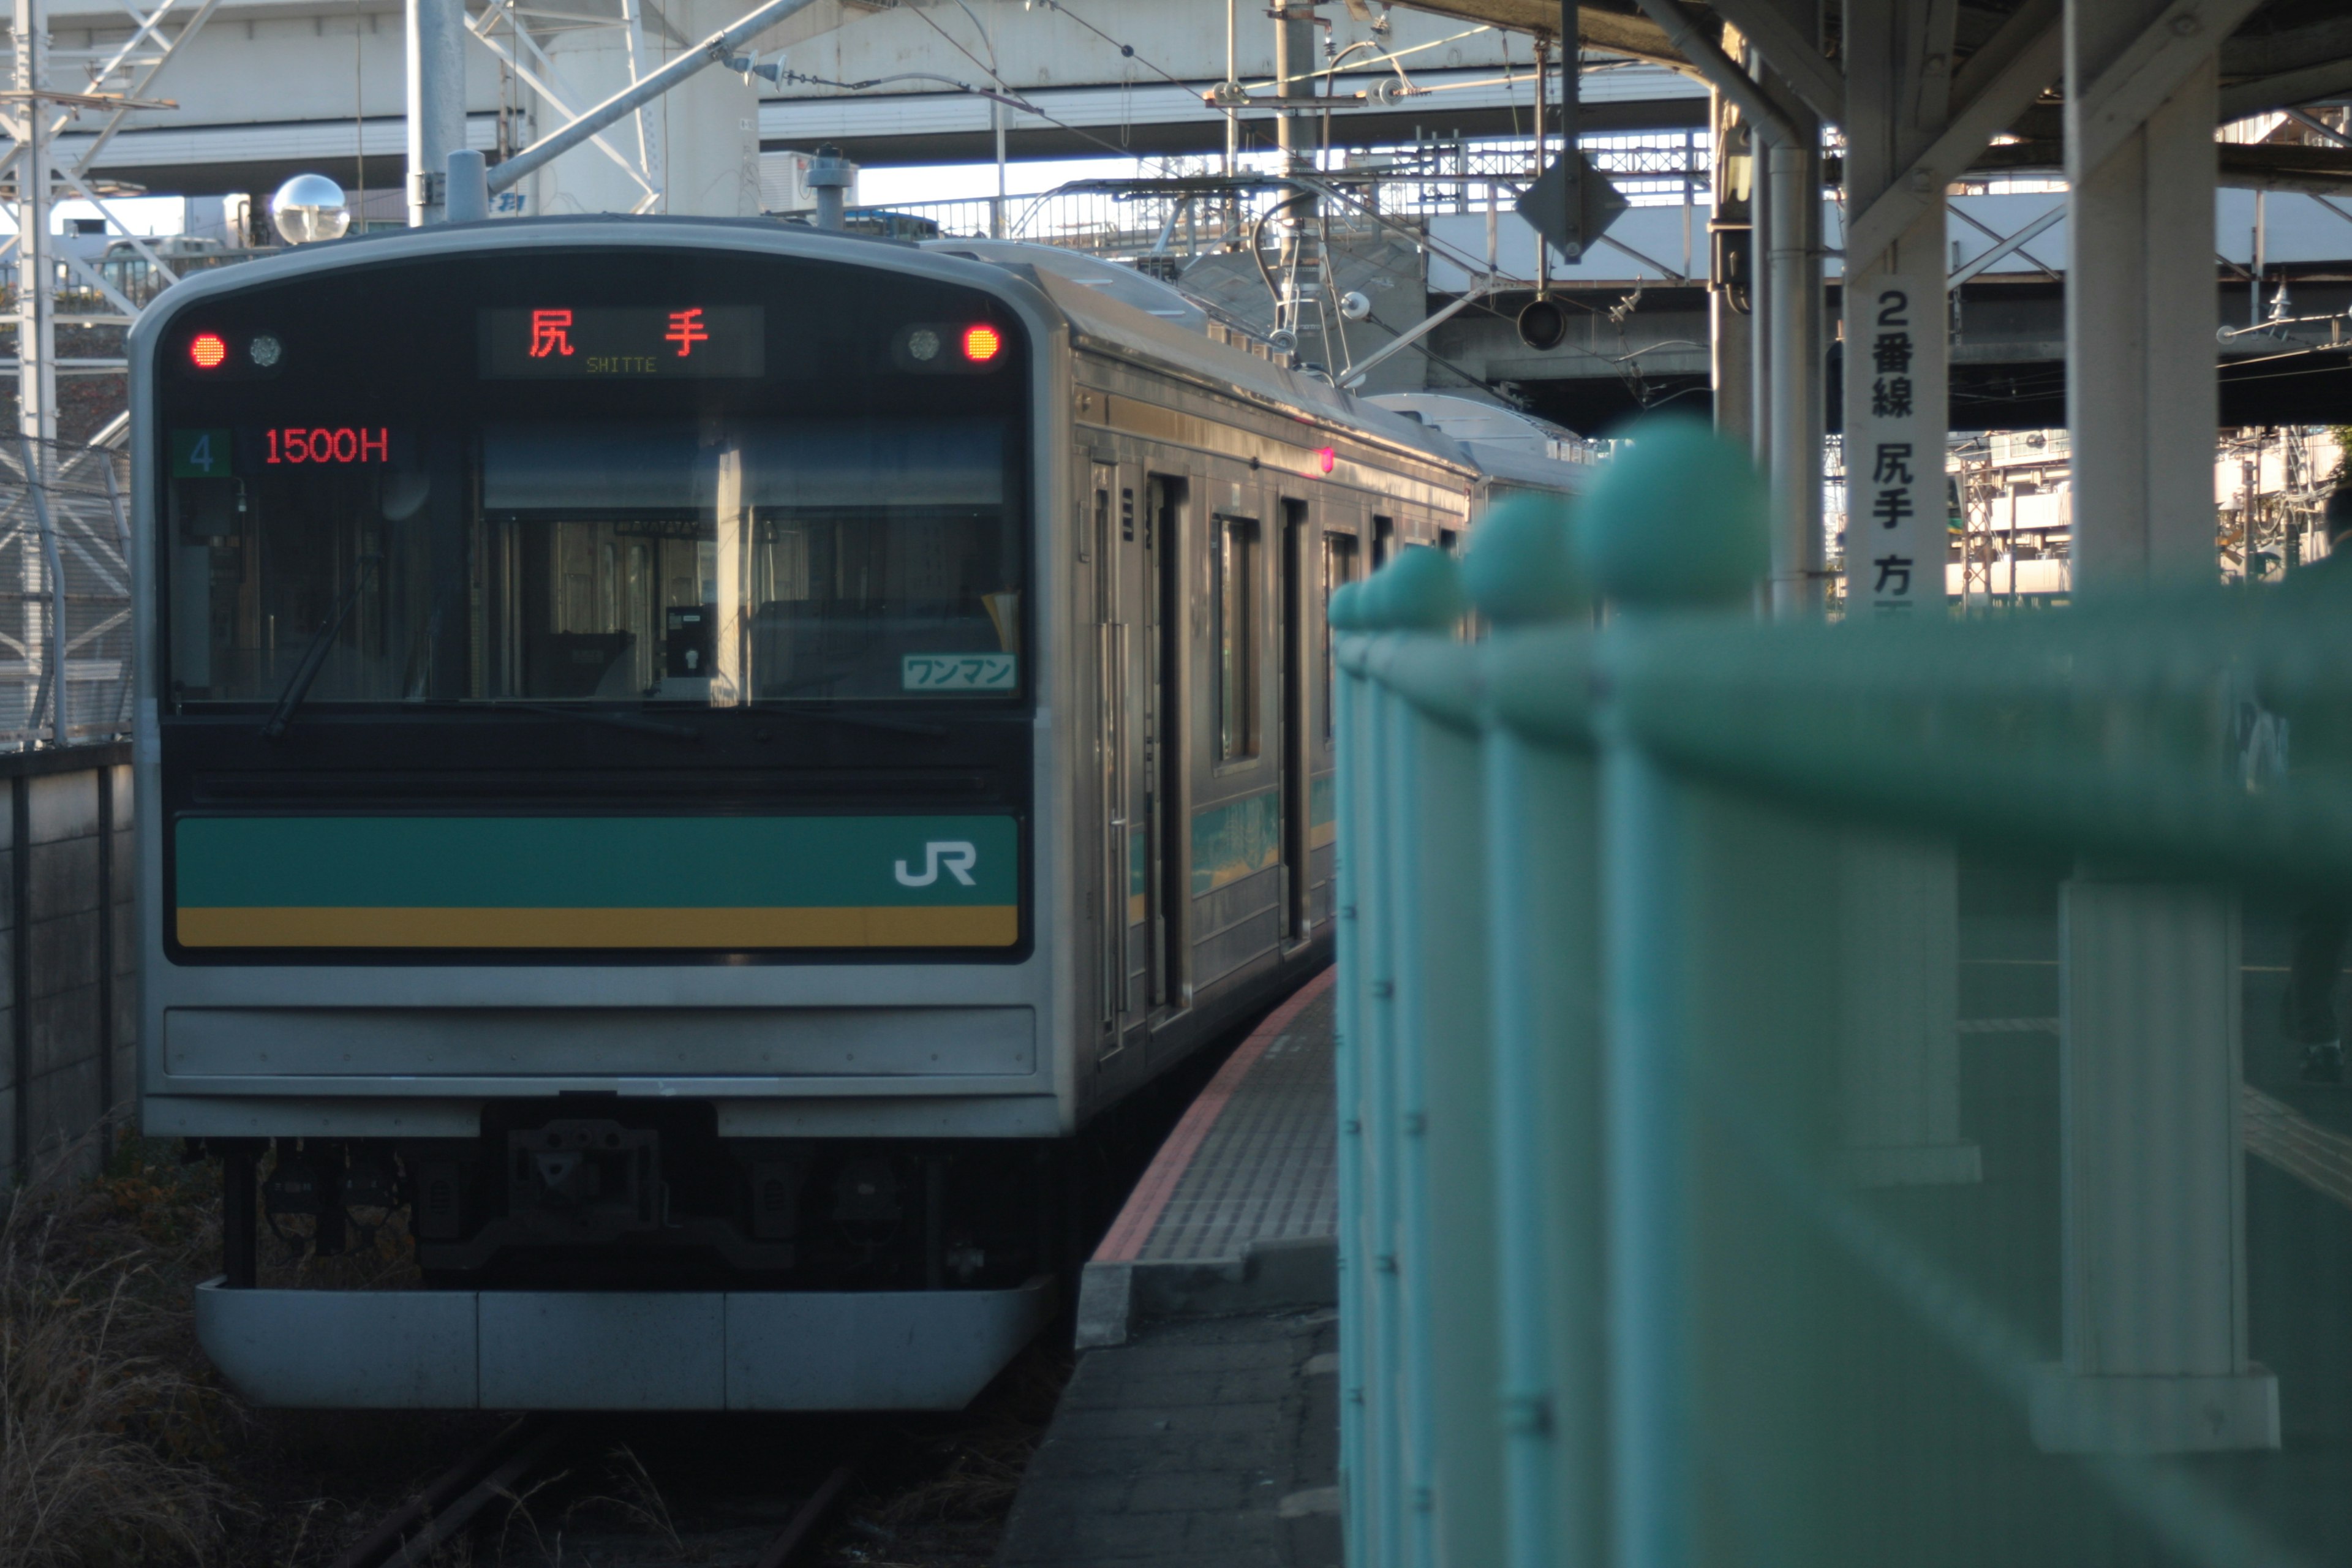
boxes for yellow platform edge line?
[176,906,1020,948]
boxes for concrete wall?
[0,745,134,1186]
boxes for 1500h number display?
[264,427,390,464]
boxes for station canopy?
[1383,0,2352,187]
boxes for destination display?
[479,305,764,379]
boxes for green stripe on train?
[1191,790,1280,898]
[176,815,1020,910]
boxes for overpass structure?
[2,0,2350,448]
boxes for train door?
[1145,475,1188,1013]
[1279,500,1311,946]
[1314,525,1360,927]
[1085,460,1124,1050]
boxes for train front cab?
[135,224,1079,1410]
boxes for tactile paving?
[1136,984,1338,1264]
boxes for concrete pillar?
[2035,0,2278,1453]
[661,0,760,217]
[527,23,663,216]
[1841,0,1951,618]
[522,0,754,218]
[1827,2,1975,1193]
[405,0,467,225]
[2064,0,2223,589]
[2032,878,2277,1449]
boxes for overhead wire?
[894,0,1222,175]
[1017,0,1262,163]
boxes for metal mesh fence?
[0,437,132,750]
[868,132,1714,263]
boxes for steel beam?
[1629,0,1799,146]
[1844,0,2062,275]
[2073,0,2266,178]
[2218,56,2352,124]
[486,0,823,195]
[1702,0,1842,125]
[12,0,53,447]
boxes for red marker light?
[1316,447,1336,475]
[189,333,229,370]
[962,323,1003,363]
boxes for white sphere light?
[271,173,351,246]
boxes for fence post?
[1329,580,1371,1564]
[1361,620,1419,1568]
[1578,421,1770,1568]
[1333,584,1408,1568]
[1462,497,1605,1568]
[1370,549,1494,1568]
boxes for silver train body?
[131,219,1587,1410]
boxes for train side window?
[1372,515,1395,569]
[1216,515,1261,762]
[1321,532,1358,740]
[1438,527,1461,556]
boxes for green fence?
[1331,422,2351,1568]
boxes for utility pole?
[407,0,466,224]
[13,0,54,446]
[1273,0,1317,356]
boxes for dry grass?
[816,1341,1074,1568]
[0,1140,1076,1568]
[0,1133,238,1567]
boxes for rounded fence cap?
[1361,543,1468,631]
[1462,492,1588,626]
[1329,578,1366,631]
[1572,417,1768,609]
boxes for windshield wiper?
[499,702,703,741]
[260,556,378,739]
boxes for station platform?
[1073,968,1339,1349]
[997,968,1341,1568]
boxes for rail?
[1332,423,2347,1568]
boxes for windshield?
[165,415,1020,707]
[156,247,1029,711]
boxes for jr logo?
[895,840,978,888]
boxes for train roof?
[1370,393,1602,495]
[920,238,1479,479]
[130,216,1487,486]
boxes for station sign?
[1843,260,1948,616]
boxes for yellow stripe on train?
[176,906,1020,949]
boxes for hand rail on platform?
[1333,420,2331,1568]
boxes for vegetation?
[0,1138,233,1566]
[0,1139,1065,1566]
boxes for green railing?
[1331,422,2350,1568]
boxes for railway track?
[329,1414,870,1568]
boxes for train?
[132,215,1590,1409]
